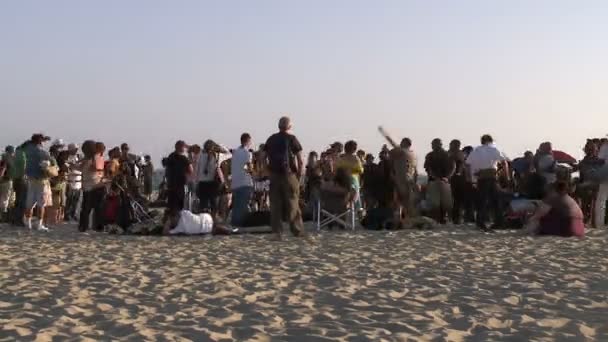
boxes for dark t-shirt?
[424,149,454,180]
[264,132,303,174]
[165,152,191,188]
[448,150,465,178]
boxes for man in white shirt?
[595,138,608,227]
[465,134,510,231]
[230,133,254,226]
[163,210,236,235]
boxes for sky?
[1,0,607,164]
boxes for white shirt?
[599,143,608,161]
[196,152,219,183]
[230,146,253,190]
[466,144,507,178]
[170,211,213,235]
[67,170,82,190]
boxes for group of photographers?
[0,135,154,231]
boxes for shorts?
[426,180,453,211]
[26,179,52,209]
[51,182,66,207]
[394,177,414,207]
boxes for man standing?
[424,138,455,224]
[120,143,137,178]
[448,140,467,224]
[231,133,254,226]
[380,130,417,227]
[10,141,29,226]
[594,139,608,227]
[142,155,155,201]
[165,141,193,215]
[264,117,306,240]
[23,134,54,231]
[466,134,509,231]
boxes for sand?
[0,223,607,341]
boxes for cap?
[67,143,79,151]
[52,138,65,147]
[31,134,51,144]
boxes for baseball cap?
[52,138,65,147]
[67,143,79,151]
[31,133,51,144]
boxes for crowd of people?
[2,118,606,239]
[0,136,154,232]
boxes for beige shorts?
[26,179,52,209]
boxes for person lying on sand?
[163,210,237,236]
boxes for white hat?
[52,139,65,147]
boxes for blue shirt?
[25,144,50,179]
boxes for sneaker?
[37,225,50,232]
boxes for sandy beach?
[0,224,607,341]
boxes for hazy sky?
[1,0,607,162]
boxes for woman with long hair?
[195,140,227,214]
[79,141,106,232]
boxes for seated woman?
[163,209,236,236]
[321,168,356,204]
[526,181,585,237]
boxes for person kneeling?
[163,209,236,236]
[525,181,585,238]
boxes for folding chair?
[316,187,356,231]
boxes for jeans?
[79,187,106,232]
[231,186,253,226]
[11,178,27,225]
[476,177,503,228]
[65,187,82,221]
[427,179,453,224]
[594,182,608,228]
[197,181,219,214]
[450,175,475,224]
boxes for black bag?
[241,211,271,227]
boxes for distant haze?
[2,1,607,166]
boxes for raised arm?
[378,126,399,149]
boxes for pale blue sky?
[1,0,607,162]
